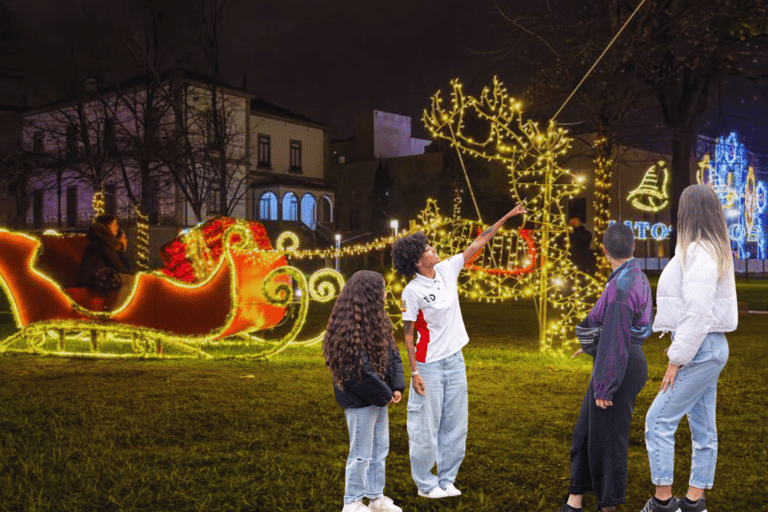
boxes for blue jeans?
[407,349,468,493]
[344,405,389,504]
[645,332,729,489]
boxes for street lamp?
[390,219,399,236]
[335,234,341,272]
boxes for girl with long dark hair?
[324,270,405,512]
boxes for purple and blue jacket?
[587,258,653,401]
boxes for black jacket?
[76,223,134,288]
[333,345,405,409]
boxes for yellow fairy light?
[92,190,105,217]
[419,77,603,354]
[0,225,344,360]
[627,161,670,213]
[135,206,150,271]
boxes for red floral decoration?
[464,228,537,276]
[161,218,274,283]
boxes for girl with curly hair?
[324,270,405,512]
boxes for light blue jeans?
[407,349,468,493]
[344,405,389,504]
[645,332,729,489]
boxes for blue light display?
[699,132,767,259]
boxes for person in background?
[323,270,405,512]
[557,222,653,512]
[569,217,597,274]
[77,214,135,307]
[641,184,738,512]
[391,201,526,499]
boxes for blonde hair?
[676,184,734,277]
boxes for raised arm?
[462,201,527,264]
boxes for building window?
[320,195,333,223]
[282,192,298,221]
[259,192,278,220]
[33,189,43,228]
[33,132,44,154]
[66,186,78,228]
[300,193,316,230]
[105,184,116,216]
[66,125,78,158]
[290,140,302,172]
[350,209,360,231]
[258,134,271,168]
[144,180,159,224]
[104,117,116,156]
[208,186,221,215]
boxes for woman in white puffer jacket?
[641,185,738,512]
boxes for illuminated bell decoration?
[627,161,670,213]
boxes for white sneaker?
[368,495,403,512]
[418,486,450,498]
[342,501,371,512]
[443,483,462,497]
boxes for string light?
[92,190,105,217]
[0,225,344,359]
[592,136,613,278]
[627,161,670,213]
[697,132,767,259]
[135,206,150,271]
[417,77,603,353]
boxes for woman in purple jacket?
[324,271,405,512]
[557,223,653,512]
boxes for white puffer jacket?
[653,242,738,366]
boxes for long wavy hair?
[677,184,734,277]
[323,270,395,390]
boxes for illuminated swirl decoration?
[408,77,603,354]
[627,161,670,213]
[697,132,767,259]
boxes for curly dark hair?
[391,231,429,277]
[323,270,396,390]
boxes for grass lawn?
[1,297,767,512]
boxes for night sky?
[6,0,768,152]
[11,0,515,139]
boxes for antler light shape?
[421,78,603,353]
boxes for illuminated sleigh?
[0,221,340,359]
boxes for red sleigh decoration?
[0,221,291,356]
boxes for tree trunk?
[667,130,695,256]
[656,68,711,257]
[13,181,28,230]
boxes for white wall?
[250,115,325,180]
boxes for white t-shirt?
[400,253,469,363]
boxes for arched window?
[282,192,298,221]
[259,192,278,220]
[300,193,317,230]
[320,195,333,223]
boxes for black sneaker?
[640,497,681,512]
[678,497,706,512]
[557,504,582,512]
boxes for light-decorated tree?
[389,77,604,353]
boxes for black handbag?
[574,323,601,355]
